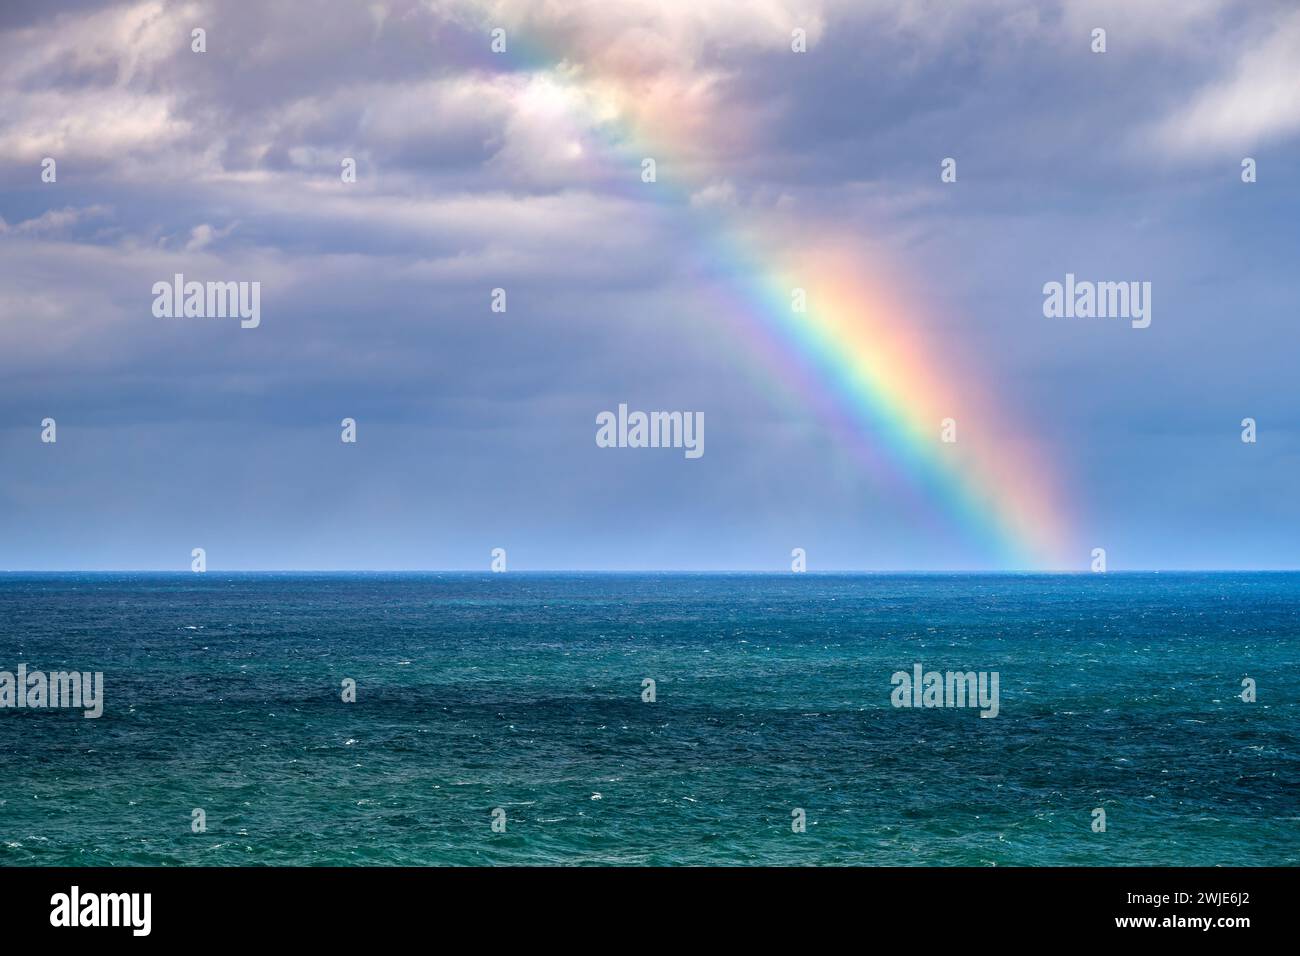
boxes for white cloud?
[689,179,737,207]
[0,1,195,162]
[1145,9,1300,158]
[182,222,239,252]
[0,204,112,236]
[438,0,826,70]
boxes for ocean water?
[0,572,1296,866]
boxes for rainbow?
[455,19,1072,568]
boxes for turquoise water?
[0,572,1296,865]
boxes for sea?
[0,572,1295,865]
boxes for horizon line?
[2,568,1298,575]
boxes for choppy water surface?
[1,572,1295,865]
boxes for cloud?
[0,204,111,236]
[1144,8,1300,158]
[439,0,826,70]
[2,0,1299,568]
[0,1,195,163]
[181,221,239,252]
[689,179,737,208]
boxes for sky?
[1,0,1298,571]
